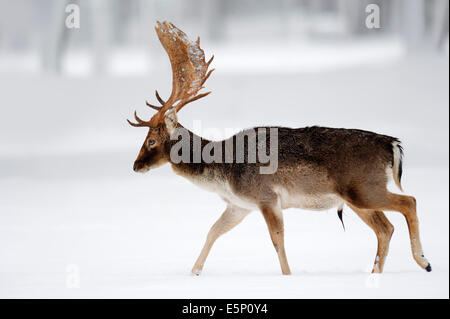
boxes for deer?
[128,21,432,275]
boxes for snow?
[0,165,447,298]
[0,54,448,298]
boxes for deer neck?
[164,123,217,178]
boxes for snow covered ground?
[0,54,448,298]
[0,164,448,298]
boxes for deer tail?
[392,140,404,192]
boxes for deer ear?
[164,109,178,135]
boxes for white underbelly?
[187,175,259,210]
[275,187,344,211]
[189,174,343,211]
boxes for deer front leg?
[192,205,250,275]
[260,205,291,275]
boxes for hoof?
[425,264,432,272]
[192,269,202,276]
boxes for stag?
[128,21,431,275]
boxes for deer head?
[128,21,214,172]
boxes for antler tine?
[145,100,162,111]
[134,110,148,124]
[145,90,166,111]
[201,68,215,86]
[155,90,166,105]
[125,110,149,127]
[207,55,214,66]
[175,91,211,112]
[127,110,152,127]
[127,119,145,127]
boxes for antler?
[145,90,166,111]
[128,21,214,127]
[127,110,151,127]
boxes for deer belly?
[213,184,260,210]
[276,187,343,211]
[187,175,259,210]
[187,174,343,211]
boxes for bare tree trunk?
[431,0,449,50]
[401,0,426,51]
[91,0,110,74]
[340,0,367,35]
[138,0,157,71]
[42,0,72,73]
[202,0,227,42]
[280,0,296,40]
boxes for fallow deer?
[128,21,431,275]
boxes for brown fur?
[129,21,430,275]
[131,123,431,274]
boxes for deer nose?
[133,162,139,172]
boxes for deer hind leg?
[191,205,250,275]
[260,205,291,275]
[348,205,394,273]
[343,185,431,272]
[382,193,431,272]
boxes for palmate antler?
[128,21,214,127]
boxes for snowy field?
[0,55,448,298]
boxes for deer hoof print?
[425,264,432,272]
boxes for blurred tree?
[401,0,426,51]
[91,0,110,74]
[203,0,228,41]
[41,0,70,73]
[431,0,449,49]
[1,0,447,75]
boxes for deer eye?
[147,139,156,147]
